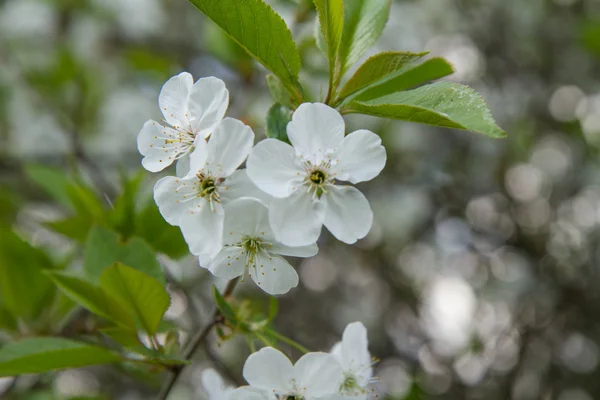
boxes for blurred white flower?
[205,198,316,295]
[137,72,229,172]
[153,117,254,261]
[331,322,373,399]
[247,103,386,246]
[0,0,56,39]
[201,368,234,400]
[230,347,343,400]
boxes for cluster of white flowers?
[137,72,386,295]
[200,322,375,400]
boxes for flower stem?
[156,277,240,400]
[266,329,310,354]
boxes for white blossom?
[247,103,386,247]
[153,117,256,261]
[201,368,234,400]
[137,72,229,172]
[204,198,316,295]
[230,347,343,400]
[331,322,374,399]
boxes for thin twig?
[156,278,240,400]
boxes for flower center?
[310,170,326,185]
[340,373,366,395]
[278,394,304,400]
[201,178,216,195]
[243,237,263,253]
[195,172,223,210]
[304,166,332,199]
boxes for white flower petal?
[323,185,373,244]
[219,169,273,206]
[153,176,200,225]
[269,190,326,247]
[205,246,246,280]
[287,103,345,164]
[333,130,386,184]
[188,76,229,138]
[341,322,372,384]
[179,201,224,260]
[201,368,231,399]
[247,138,304,198]
[269,242,318,258]
[159,72,193,127]
[229,387,270,400]
[248,254,299,295]
[330,342,343,360]
[243,347,294,393]
[137,120,180,172]
[205,118,254,178]
[187,138,210,176]
[175,153,191,177]
[222,198,270,245]
[294,352,343,397]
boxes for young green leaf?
[84,226,164,284]
[339,0,391,74]
[110,172,144,240]
[135,201,189,260]
[266,74,294,109]
[211,285,238,324]
[0,338,122,377]
[314,0,344,88]
[100,263,170,336]
[188,0,302,98]
[45,215,94,242]
[99,327,143,349]
[336,52,454,103]
[47,271,135,330]
[266,103,292,143]
[0,306,17,332]
[348,81,506,138]
[0,230,55,321]
[24,164,73,209]
[66,183,105,221]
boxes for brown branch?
[156,278,240,400]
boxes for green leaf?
[314,0,344,83]
[339,0,391,74]
[349,82,506,138]
[266,74,294,108]
[45,215,93,242]
[212,285,237,324]
[135,201,189,260]
[84,226,163,284]
[100,327,143,349]
[0,230,55,320]
[337,52,454,102]
[0,187,19,225]
[204,23,254,79]
[47,271,135,329]
[110,172,143,240]
[66,184,105,221]
[0,306,17,332]
[100,263,170,336]
[266,103,292,143]
[188,0,302,97]
[0,338,121,377]
[25,164,73,209]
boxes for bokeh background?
[2,0,600,399]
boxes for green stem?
[247,337,257,353]
[266,329,310,354]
